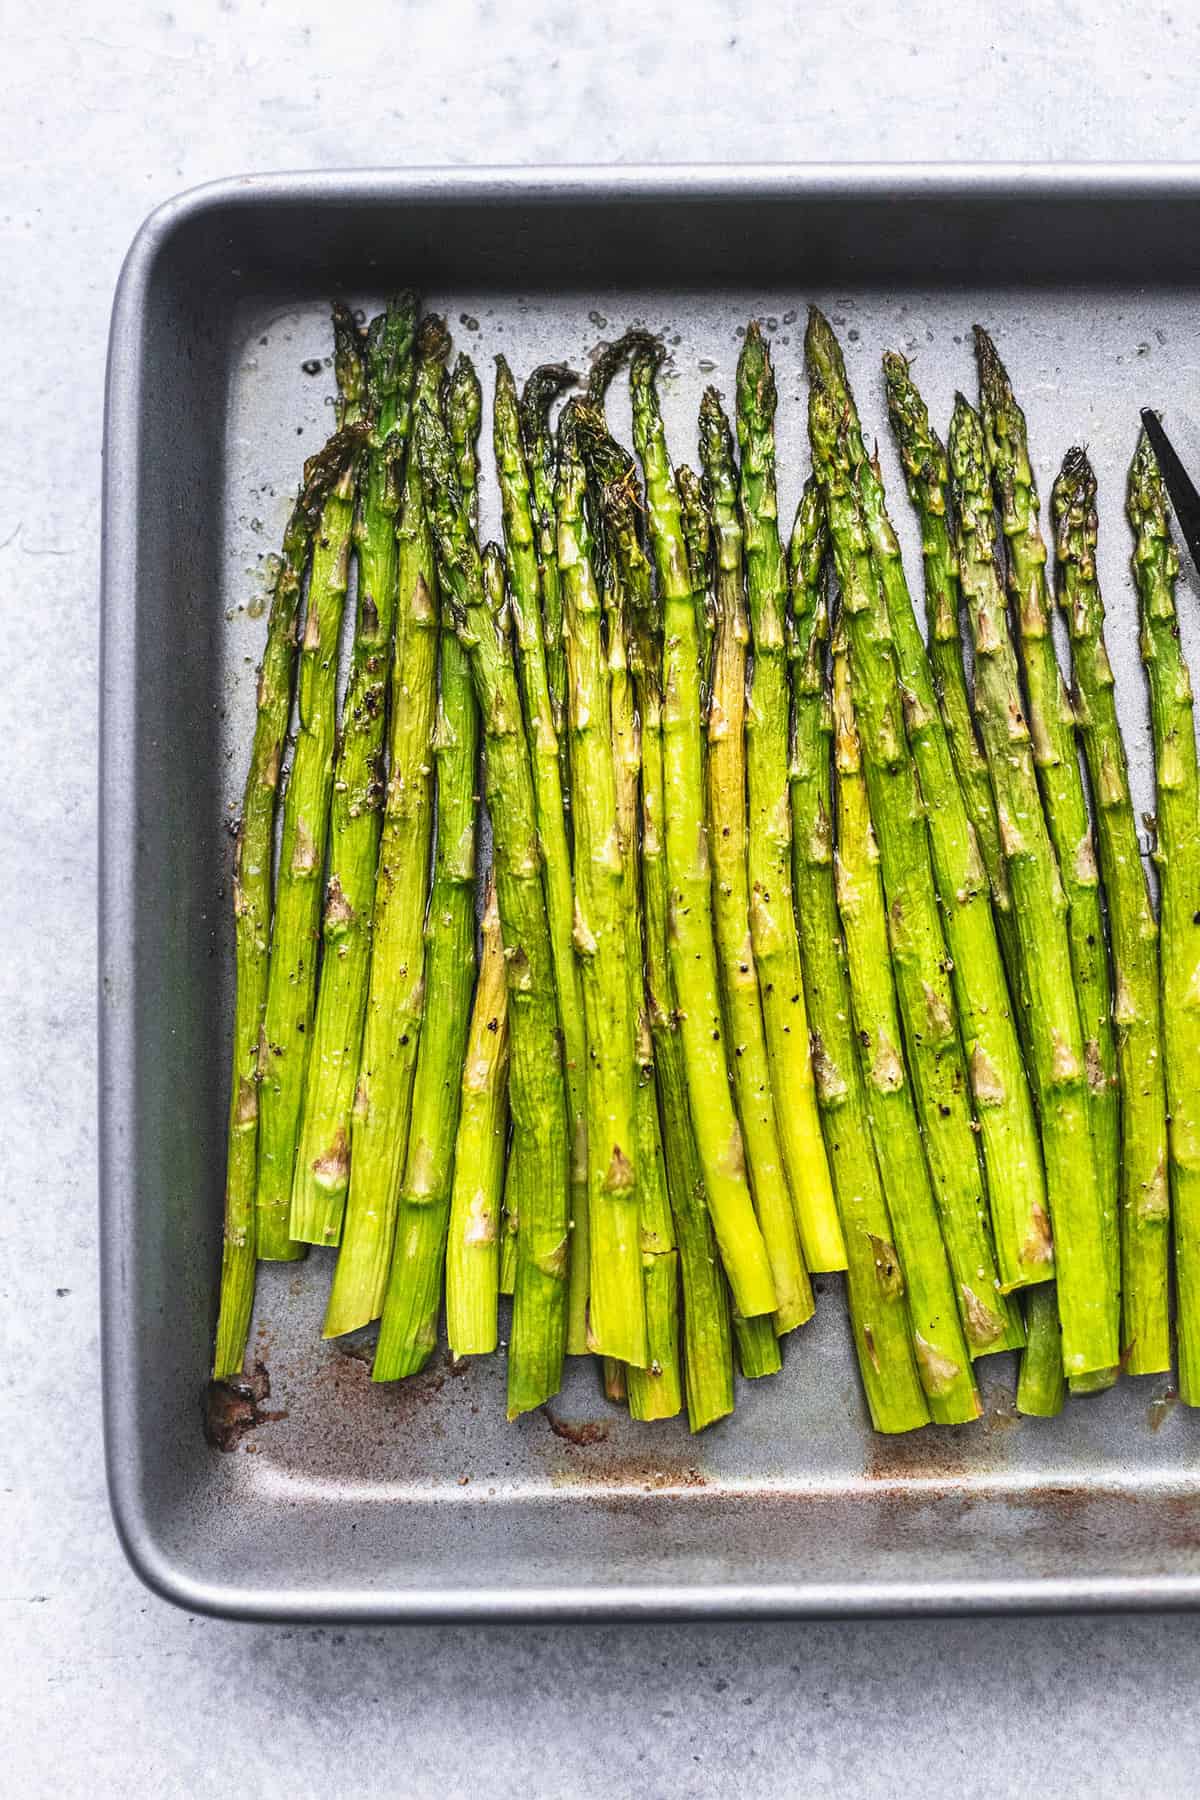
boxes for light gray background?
[7,1,1200,1793]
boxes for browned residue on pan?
[203,1361,288,1452]
[542,1408,611,1448]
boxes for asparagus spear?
[444,874,509,1357]
[678,463,716,686]
[672,437,780,1378]
[788,486,929,1432]
[520,361,578,740]
[808,314,1047,1304]
[212,425,365,1378]
[629,347,777,1322]
[291,295,419,1247]
[807,375,1022,1357]
[976,330,1119,1303]
[499,1138,519,1297]
[590,433,736,1431]
[948,395,1118,1378]
[683,440,773,1384]
[256,308,367,1260]
[600,516,682,1418]
[1016,1283,1067,1418]
[831,625,981,1422]
[494,356,591,1356]
[417,404,571,1415]
[373,356,482,1380]
[1054,446,1170,1375]
[555,401,647,1368]
[695,391,814,1332]
[584,331,687,1406]
[1129,432,1200,1400]
[733,334,847,1276]
[323,317,450,1335]
[881,352,1021,1004]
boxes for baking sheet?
[101,167,1200,1619]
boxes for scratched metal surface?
[101,169,1200,1620]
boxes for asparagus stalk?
[1017,1283,1067,1418]
[678,463,716,686]
[417,403,571,1415]
[373,357,482,1381]
[695,391,815,1332]
[807,373,1022,1357]
[499,1138,519,1297]
[600,522,683,1419]
[555,401,647,1367]
[291,295,418,1247]
[675,448,778,1392]
[1053,446,1170,1374]
[323,317,450,1335]
[494,356,591,1356]
[256,308,367,1259]
[584,330,685,1407]
[683,436,776,1376]
[213,425,365,1378]
[733,335,847,1275]
[520,361,578,739]
[788,487,929,1432]
[808,314,1047,1304]
[591,435,737,1431]
[629,348,777,1321]
[444,874,509,1357]
[976,330,1119,1304]
[831,626,981,1422]
[1129,432,1200,1400]
[948,395,1118,1378]
[881,352,1021,1006]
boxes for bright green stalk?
[590,433,736,1432]
[291,295,418,1247]
[555,402,647,1368]
[600,543,682,1419]
[733,336,847,1276]
[417,401,570,1415]
[373,358,482,1381]
[831,629,981,1423]
[323,317,449,1335]
[948,395,1117,1378]
[445,875,509,1357]
[1129,433,1200,1401]
[256,309,366,1260]
[1017,1283,1066,1417]
[976,330,1119,1300]
[584,338,682,1407]
[499,1140,519,1297]
[1054,446,1169,1374]
[807,374,1021,1358]
[695,391,814,1333]
[678,464,716,687]
[787,487,929,1433]
[733,1310,783,1379]
[629,348,777,1322]
[881,352,1022,1011]
[213,425,364,1377]
[520,361,578,738]
[809,315,1047,1303]
[494,357,590,1356]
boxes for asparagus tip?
[586,326,663,405]
[416,311,453,365]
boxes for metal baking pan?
[100,165,1200,1622]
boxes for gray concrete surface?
[7,1,1200,1792]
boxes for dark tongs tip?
[1141,408,1200,567]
